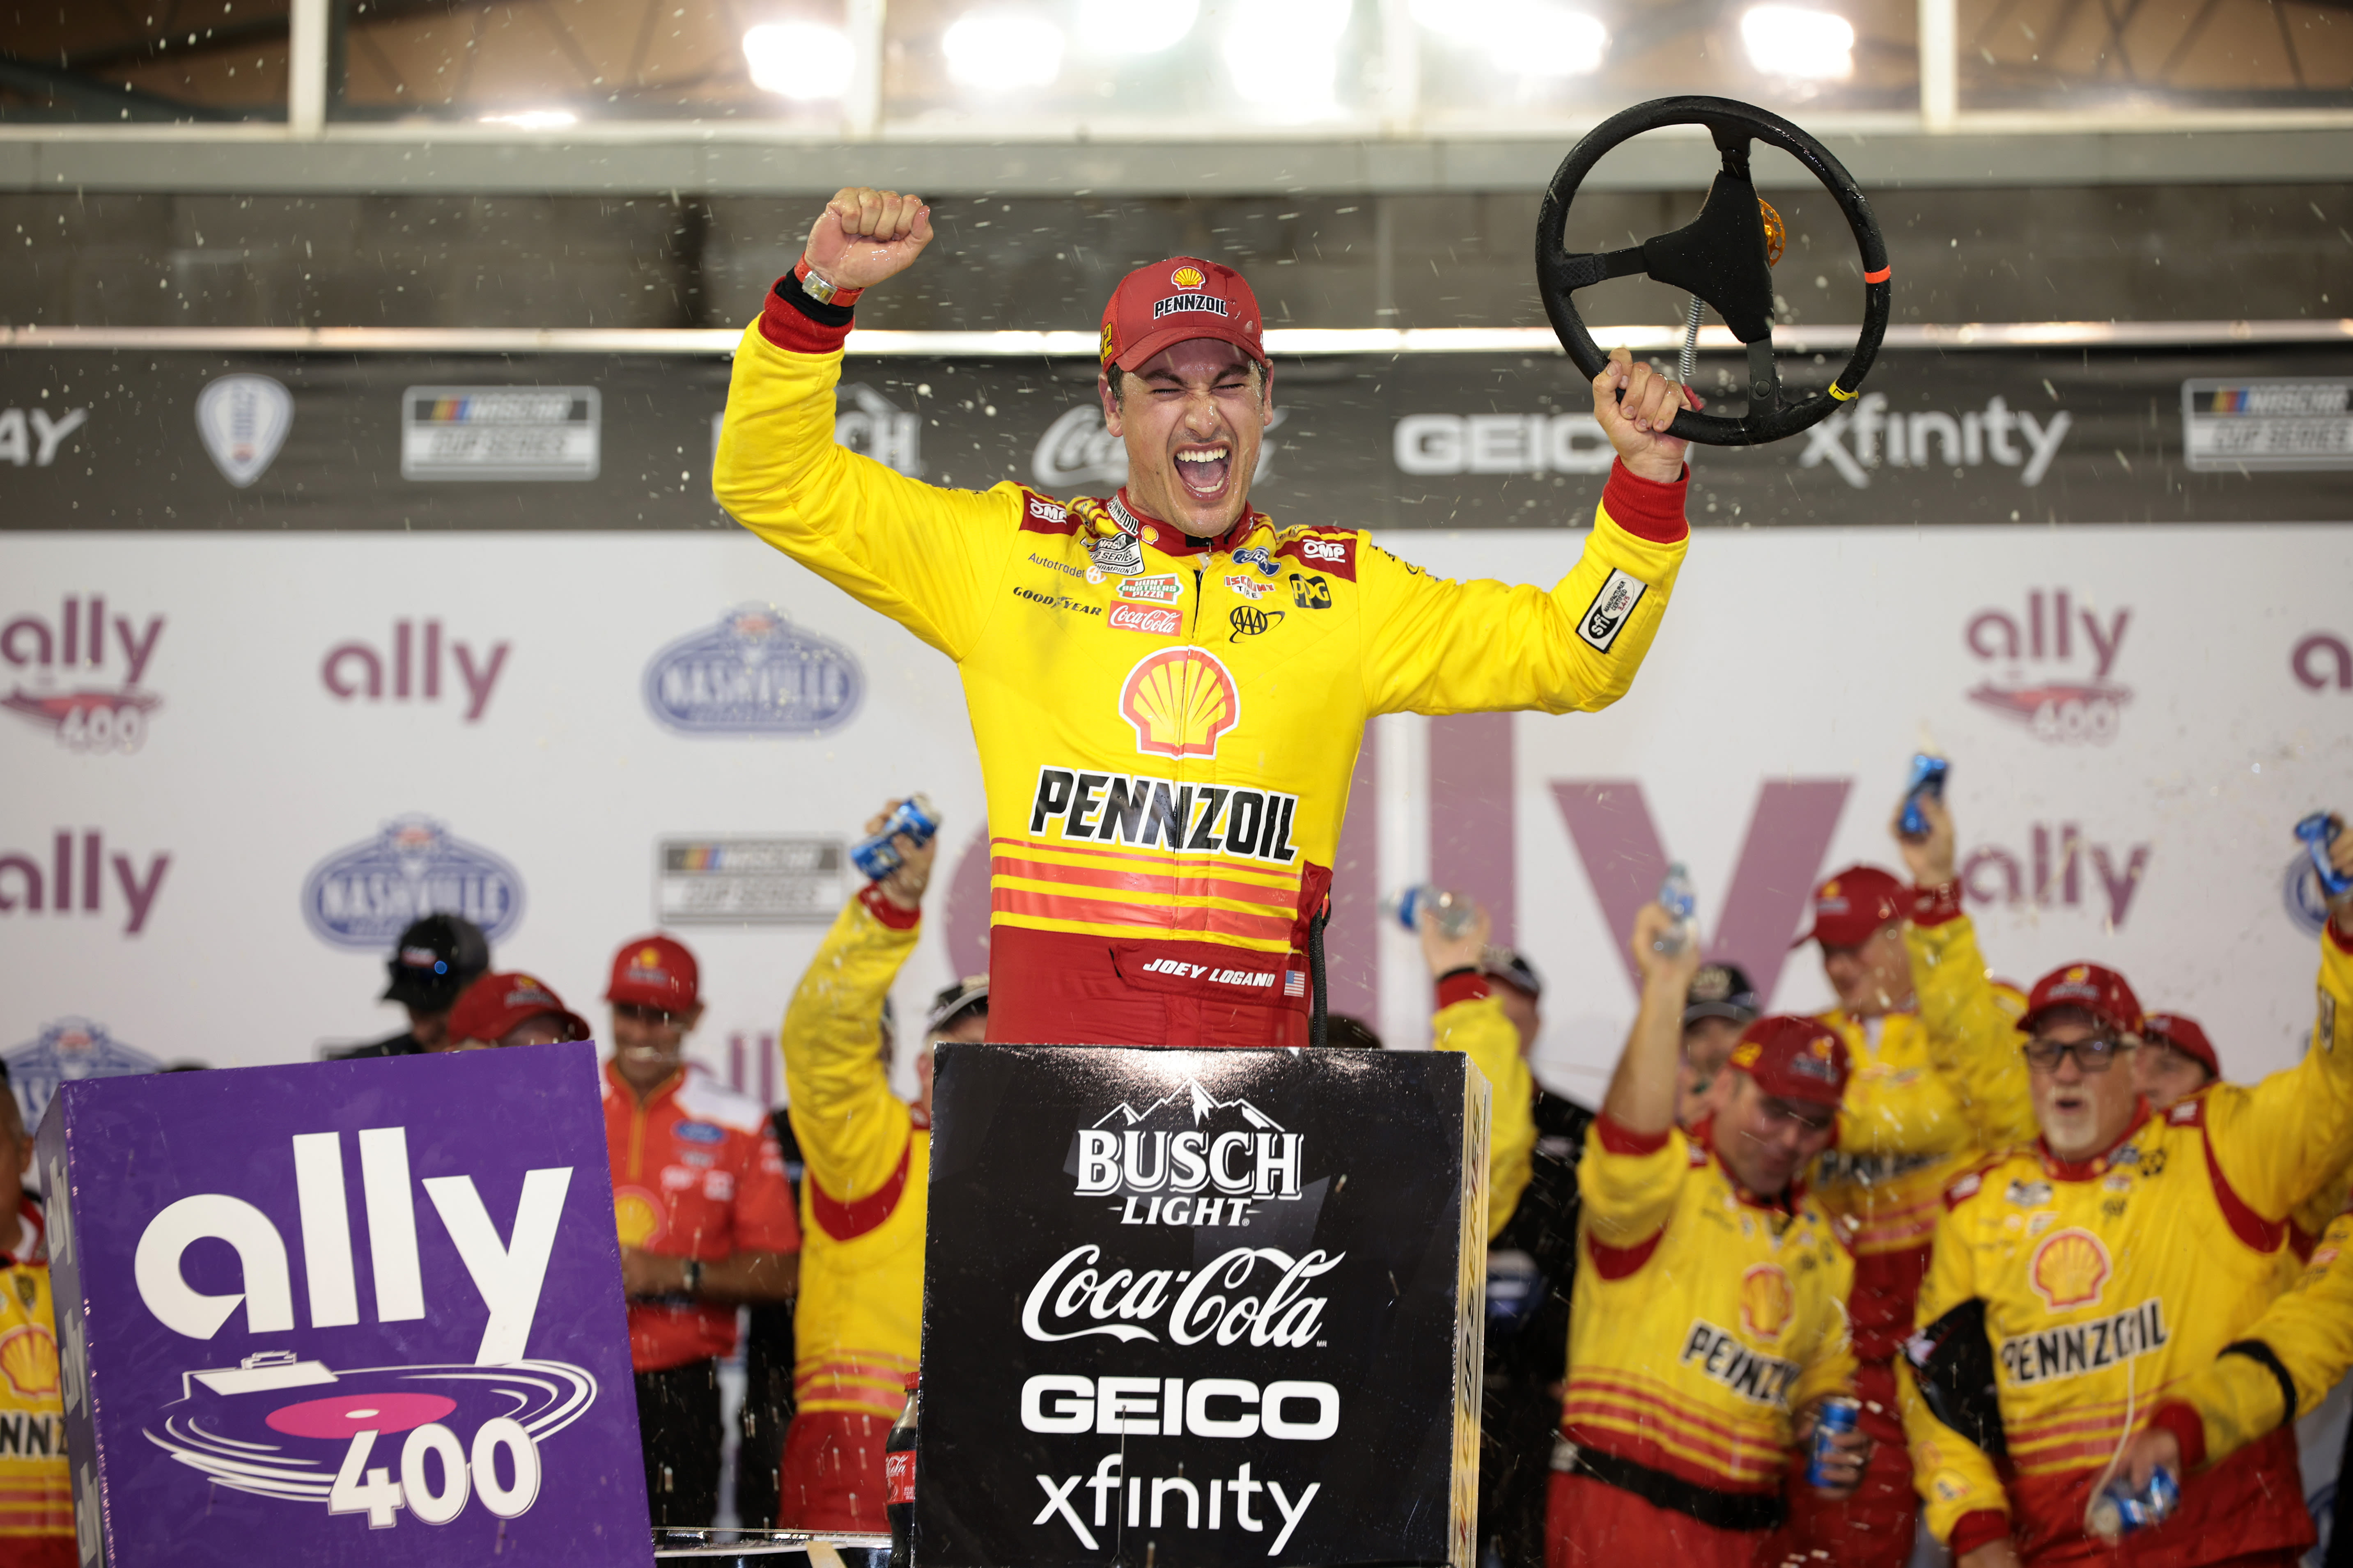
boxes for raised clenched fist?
[803,186,935,293]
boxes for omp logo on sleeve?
[1576,569,1648,653]
[1678,1320,1801,1407]
[1998,1299,2168,1387]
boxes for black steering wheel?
[1536,96,1891,447]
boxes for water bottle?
[1898,753,1951,839]
[1382,885,1478,940]
[2297,813,2353,899]
[1654,863,1696,955]
[1807,1395,1862,1489]
[886,1373,920,1568]
[853,795,940,882]
[2087,1466,2179,1543]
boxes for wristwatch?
[681,1259,704,1297]
[800,264,847,305]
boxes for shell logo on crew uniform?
[0,1323,59,1399]
[1171,265,1206,289]
[1738,1263,1794,1342]
[613,1187,664,1248]
[1119,646,1240,759]
[2029,1227,2112,1310]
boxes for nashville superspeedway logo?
[1029,767,1301,866]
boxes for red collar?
[1113,489,1260,556]
[605,1058,684,1110]
[2039,1100,2153,1181]
[1,1198,44,1268]
[1695,1116,1805,1216]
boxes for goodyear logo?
[301,815,525,951]
[643,604,863,735]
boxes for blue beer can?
[2297,812,2353,898]
[2088,1467,2180,1541]
[1898,754,1951,839]
[852,794,940,881]
[1807,1396,1862,1488]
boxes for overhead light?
[942,11,1067,89]
[743,22,855,100]
[1224,0,1351,110]
[1740,5,1855,80]
[1077,0,1199,55]
[477,109,576,128]
[1408,0,1607,78]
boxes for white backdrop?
[2,523,2348,1121]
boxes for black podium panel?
[916,1045,1489,1568]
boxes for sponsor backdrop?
[0,521,2347,1114]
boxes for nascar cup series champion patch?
[38,1042,651,1568]
[914,1045,1491,1568]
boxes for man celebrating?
[715,188,1696,1048]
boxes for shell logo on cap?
[1739,1264,1793,1342]
[1171,265,1206,289]
[2066,965,2090,983]
[1118,647,1240,760]
[2029,1227,2112,1310]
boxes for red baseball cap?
[606,935,700,1012]
[2142,1011,2219,1077]
[2020,962,2144,1038]
[1099,257,1267,376]
[1726,1015,1853,1107]
[1793,865,1908,949]
[448,971,590,1047]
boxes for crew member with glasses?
[1897,858,2353,1568]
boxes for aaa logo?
[1118,647,1239,760]
[1738,1264,1793,1342]
[2029,1227,2111,1310]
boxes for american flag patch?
[1283,970,1306,997]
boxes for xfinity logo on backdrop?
[643,604,864,736]
[2,1018,160,1133]
[302,815,524,950]
[1033,404,1286,492]
[1391,412,1615,477]
[1,594,165,753]
[321,619,510,723]
[1800,392,2070,489]
[0,405,88,468]
[195,374,293,488]
[0,830,171,934]
[1964,587,2132,743]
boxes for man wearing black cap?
[1677,962,1760,1130]
[335,913,491,1058]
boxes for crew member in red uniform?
[599,935,801,1527]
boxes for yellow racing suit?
[776,885,928,1530]
[1899,923,2353,1568]
[0,1203,69,1564]
[716,284,1690,1048]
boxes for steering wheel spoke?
[1535,95,1891,448]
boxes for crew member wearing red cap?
[714,187,1697,1049]
[1551,901,1866,1568]
[1778,833,2035,1568]
[445,969,592,1049]
[1902,906,2353,1568]
[599,935,801,1527]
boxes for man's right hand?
[1630,901,1701,992]
[1895,790,1958,887]
[805,186,935,291]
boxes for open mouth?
[1175,442,1233,500]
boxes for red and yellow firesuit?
[0,1201,71,1568]
[775,885,929,1531]
[714,283,1690,1048]
[1782,887,2034,1566]
[1899,923,2353,1568]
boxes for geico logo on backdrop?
[2293,631,2350,692]
[1964,587,2132,743]
[1392,412,1615,477]
[643,604,863,736]
[0,831,170,934]
[1033,404,1287,492]
[0,405,88,468]
[1958,822,2151,928]
[2,1018,160,1133]
[1801,392,2071,490]
[0,594,165,754]
[301,815,523,951]
[321,619,510,723]
[1020,1373,1338,1439]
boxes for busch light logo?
[1033,403,1285,493]
[838,384,921,476]
[4,1017,158,1133]
[194,374,293,488]
[643,604,863,736]
[302,815,525,951]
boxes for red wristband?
[1435,969,1490,1010]
[859,883,921,931]
[1912,880,1964,926]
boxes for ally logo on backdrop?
[643,604,863,736]
[303,816,525,951]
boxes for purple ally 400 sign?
[37,1043,652,1568]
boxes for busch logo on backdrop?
[302,816,525,951]
[837,385,921,476]
[1801,391,2071,490]
[2,1019,158,1133]
[1964,587,2132,743]
[642,604,863,736]
[0,594,165,753]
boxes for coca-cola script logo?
[1108,604,1182,636]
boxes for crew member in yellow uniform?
[1901,925,2353,1568]
[1780,796,2036,1568]
[1554,901,1866,1568]
[715,186,1696,1048]
[0,1081,71,1568]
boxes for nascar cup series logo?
[195,374,294,488]
[302,815,525,951]
[1120,647,1239,759]
[643,604,863,736]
